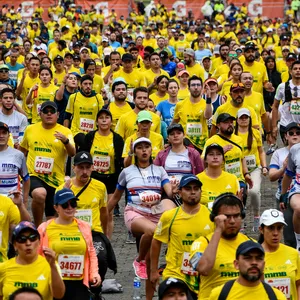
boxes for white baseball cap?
[133,137,152,149]
[259,209,287,226]
[237,108,251,119]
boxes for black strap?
[217,134,242,151]
[284,81,292,104]
[75,178,92,198]
[262,281,277,300]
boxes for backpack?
[284,81,293,104]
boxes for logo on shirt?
[14,282,38,288]
[37,274,46,280]
[285,260,292,265]
[226,184,232,189]
[1,163,18,172]
[182,233,193,246]
[204,225,211,230]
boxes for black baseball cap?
[54,55,64,61]
[285,122,300,132]
[96,108,112,120]
[64,52,74,58]
[216,113,236,124]
[73,54,80,60]
[179,175,202,189]
[286,53,297,61]
[236,240,265,259]
[0,122,9,132]
[204,143,224,158]
[74,151,93,165]
[244,42,257,51]
[40,101,57,111]
[160,50,169,60]
[280,34,289,40]
[167,123,184,135]
[158,278,191,300]
[122,53,134,62]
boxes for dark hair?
[167,79,179,89]
[156,75,169,86]
[41,56,52,66]
[112,80,127,93]
[133,86,148,100]
[212,194,244,216]
[188,75,202,88]
[80,74,93,84]
[0,87,15,98]
[149,52,160,60]
[258,224,265,244]
[39,66,53,78]
[129,47,139,52]
[29,56,41,64]
[235,113,253,150]
[109,51,121,59]
[291,60,300,69]
[83,59,96,72]
[9,287,43,300]
[144,46,155,54]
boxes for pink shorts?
[124,205,161,232]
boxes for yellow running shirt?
[264,243,300,300]
[209,281,286,300]
[185,63,205,83]
[66,91,104,136]
[143,69,169,94]
[31,84,59,124]
[203,134,245,182]
[174,98,209,150]
[197,171,239,208]
[92,74,104,94]
[0,195,20,263]
[107,101,133,131]
[177,87,190,101]
[0,255,53,300]
[189,233,252,300]
[46,220,87,280]
[57,179,107,233]
[153,205,214,293]
[20,123,74,188]
[115,110,161,140]
[149,93,169,106]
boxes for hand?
[22,68,28,79]
[245,174,253,189]
[8,190,23,206]
[54,78,58,85]
[54,131,68,144]
[272,127,278,140]
[282,156,289,169]
[237,188,244,201]
[279,193,289,210]
[90,274,101,287]
[205,83,211,98]
[214,214,227,231]
[150,270,160,291]
[32,84,39,91]
[63,73,70,84]
[43,247,56,267]
[101,88,107,99]
[223,145,233,153]
[265,82,275,92]
[262,167,268,176]
[110,63,119,72]
[64,177,72,189]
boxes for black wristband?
[63,138,69,145]
[206,97,212,104]
[244,172,250,177]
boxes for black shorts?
[91,171,118,194]
[29,176,56,217]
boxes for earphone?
[209,192,246,222]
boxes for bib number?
[75,209,92,226]
[186,123,202,137]
[93,156,110,172]
[58,255,84,278]
[296,173,300,184]
[266,278,290,299]
[225,161,241,177]
[181,252,198,276]
[290,100,300,115]
[168,175,182,185]
[37,104,42,114]
[79,118,94,132]
[34,156,54,174]
[245,154,256,169]
[139,191,161,207]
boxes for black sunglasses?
[0,69,9,73]
[16,233,39,244]
[61,199,77,209]
[41,107,57,114]
[287,130,300,136]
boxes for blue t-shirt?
[162,61,177,77]
[7,63,24,81]
[156,100,176,127]
[195,49,212,61]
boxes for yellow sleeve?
[189,236,209,270]
[249,107,259,128]
[122,136,131,158]
[153,210,175,243]
[20,127,29,150]
[208,285,223,300]
[154,115,161,134]
[254,129,262,147]
[115,117,125,140]
[65,94,75,114]
[9,202,21,225]
[173,102,180,121]
[212,107,220,126]
[0,263,5,296]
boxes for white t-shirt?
[287,143,300,191]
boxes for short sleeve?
[286,150,296,175]
[189,236,209,270]
[173,103,180,121]
[65,94,75,114]
[116,169,127,190]
[9,202,21,225]
[20,127,29,150]
[153,211,174,243]
[20,153,29,179]
[269,150,281,169]
[274,83,284,101]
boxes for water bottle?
[133,276,141,299]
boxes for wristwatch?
[63,138,69,145]
[128,151,134,157]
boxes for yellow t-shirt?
[264,243,300,300]
[241,61,268,94]
[0,195,20,262]
[149,93,169,106]
[185,63,205,83]
[174,98,209,150]
[115,110,161,140]
[107,102,133,131]
[142,38,157,49]
[211,57,225,73]
[31,84,59,124]
[47,219,86,280]
[174,40,190,59]
[220,80,233,100]
[203,134,245,182]
[57,179,107,233]
[189,233,252,300]
[153,206,214,293]
[177,87,190,101]
[53,70,66,87]
[92,74,104,94]
[212,64,229,81]
[237,129,262,171]
[144,69,170,94]
[66,92,104,136]
[209,281,286,300]
[212,101,259,128]
[122,131,163,161]
[197,171,239,208]
[20,123,74,188]
[0,256,52,300]
[90,132,115,174]
[276,60,288,74]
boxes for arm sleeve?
[286,150,296,174]
[274,83,284,101]
[116,169,127,190]
[269,150,280,169]
[153,211,173,243]
[20,154,29,179]
[20,127,29,150]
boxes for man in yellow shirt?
[19,101,75,226]
[143,28,157,48]
[183,48,205,82]
[150,175,214,299]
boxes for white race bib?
[93,156,110,172]
[181,252,198,276]
[266,278,290,299]
[75,209,92,226]
[139,191,161,207]
[79,118,94,132]
[58,255,84,278]
[290,100,300,115]
[225,161,241,177]
[186,123,202,137]
[245,154,256,169]
[37,103,42,114]
[127,88,134,102]
[34,156,54,174]
[168,175,182,185]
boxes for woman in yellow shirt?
[259,209,300,300]
[177,70,190,101]
[0,221,65,300]
[149,75,169,106]
[235,108,268,232]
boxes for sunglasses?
[16,233,39,244]
[41,108,57,114]
[287,130,300,136]
[231,83,245,88]
[0,69,9,73]
[61,199,77,209]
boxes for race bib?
[37,103,42,114]
[186,123,202,137]
[290,100,300,115]
[34,156,54,174]
[58,255,84,278]
[127,88,134,102]
[168,175,182,185]
[181,252,198,276]
[225,161,241,177]
[139,191,161,207]
[75,209,92,226]
[245,154,256,169]
[93,156,110,173]
[79,118,94,132]
[266,278,290,299]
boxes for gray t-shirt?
[286,143,300,188]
